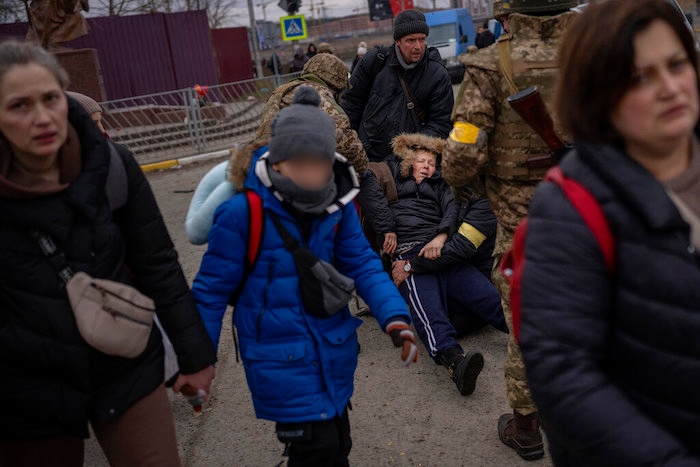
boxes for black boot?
[498,411,545,461]
[441,348,484,395]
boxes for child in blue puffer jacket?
[192,86,416,465]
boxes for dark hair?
[0,40,69,88]
[555,0,699,145]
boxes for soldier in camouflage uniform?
[442,0,577,461]
[252,53,367,175]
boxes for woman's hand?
[383,232,398,256]
[173,365,216,401]
[419,233,448,259]
[392,260,411,287]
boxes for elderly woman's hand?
[419,233,448,260]
[392,260,411,287]
[383,232,398,256]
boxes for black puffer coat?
[520,142,700,465]
[387,156,458,245]
[342,45,454,162]
[0,99,217,441]
[410,196,496,278]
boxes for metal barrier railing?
[101,73,300,165]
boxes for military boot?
[498,411,545,461]
[440,347,484,395]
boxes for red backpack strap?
[229,191,263,302]
[501,166,615,344]
[545,167,615,273]
[244,190,264,269]
[500,219,529,342]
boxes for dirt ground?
[83,157,553,466]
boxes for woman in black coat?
[0,42,216,465]
[519,1,700,464]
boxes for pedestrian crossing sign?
[281,15,307,41]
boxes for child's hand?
[385,320,418,366]
[174,365,216,401]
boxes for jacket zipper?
[90,282,154,312]
[256,262,275,342]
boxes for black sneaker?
[448,350,484,396]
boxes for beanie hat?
[269,86,336,164]
[393,10,429,41]
[66,91,101,115]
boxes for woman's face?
[611,20,698,154]
[412,150,436,184]
[0,63,68,163]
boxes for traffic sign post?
[280,14,308,41]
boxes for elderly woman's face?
[612,20,698,152]
[412,150,436,184]
[0,63,68,162]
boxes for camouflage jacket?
[442,12,577,255]
[252,74,368,174]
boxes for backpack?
[499,166,616,343]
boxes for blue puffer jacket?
[193,147,410,423]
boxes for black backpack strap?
[365,45,389,92]
[105,141,128,211]
[267,210,300,252]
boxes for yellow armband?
[458,222,487,248]
[449,122,481,145]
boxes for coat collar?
[570,141,688,232]
[247,146,360,218]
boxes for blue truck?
[425,8,477,83]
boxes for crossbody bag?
[32,230,155,358]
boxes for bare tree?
[202,0,237,28]
[179,0,238,28]
[88,0,238,27]
[91,0,139,15]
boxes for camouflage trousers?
[492,255,538,416]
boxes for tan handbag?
[32,231,155,359]
[66,272,155,358]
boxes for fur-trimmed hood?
[227,139,269,190]
[391,133,445,179]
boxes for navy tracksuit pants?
[398,256,507,360]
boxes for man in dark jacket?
[341,10,454,163]
[475,21,496,48]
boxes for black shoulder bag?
[267,211,355,318]
[396,71,427,131]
